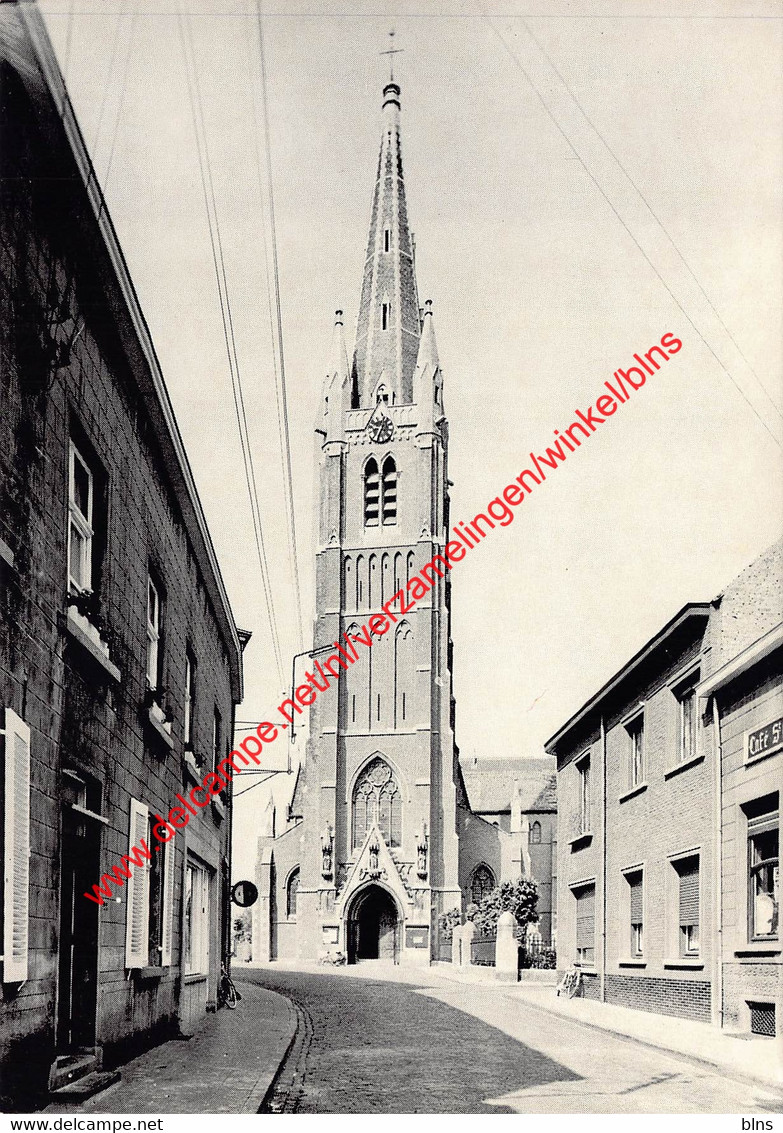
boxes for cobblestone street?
[242,966,783,1115]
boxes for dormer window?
[376,385,389,406]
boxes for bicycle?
[556,967,582,999]
[217,962,242,1009]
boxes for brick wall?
[605,975,711,1022]
[552,613,714,1023]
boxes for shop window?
[747,802,779,941]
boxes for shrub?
[472,878,539,937]
[439,907,462,942]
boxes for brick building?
[547,541,781,1039]
[1,4,244,1105]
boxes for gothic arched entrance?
[346,885,400,964]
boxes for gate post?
[462,921,475,967]
[495,911,518,982]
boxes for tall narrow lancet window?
[382,456,397,525]
[352,757,402,850]
[382,303,390,331]
[364,459,379,527]
[470,864,495,906]
[286,869,300,919]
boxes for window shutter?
[575,886,595,948]
[679,861,699,927]
[629,874,644,922]
[160,838,175,966]
[125,798,150,968]
[3,709,30,982]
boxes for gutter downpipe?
[600,712,607,1003]
[711,694,724,1029]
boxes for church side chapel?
[254,77,556,966]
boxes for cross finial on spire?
[380,29,403,82]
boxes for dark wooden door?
[57,809,100,1051]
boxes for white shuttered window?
[125,798,150,968]
[3,709,30,982]
[161,838,175,966]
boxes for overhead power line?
[178,12,286,688]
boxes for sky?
[39,0,783,881]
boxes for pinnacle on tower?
[322,310,350,442]
[352,82,421,409]
[413,299,442,430]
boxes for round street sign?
[231,880,258,908]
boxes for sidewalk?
[44,981,296,1115]
[438,966,781,1091]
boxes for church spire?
[352,82,421,409]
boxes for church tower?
[291,79,462,964]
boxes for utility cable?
[251,2,305,651]
[487,16,782,451]
[90,12,125,160]
[520,17,783,429]
[178,12,286,687]
[102,13,136,197]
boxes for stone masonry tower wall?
[294,81,462,964]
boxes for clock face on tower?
[367,415,394,444]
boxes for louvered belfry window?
[678,857,700,956]
[382,457,397,525]
[3,709,31,982]
[364,458,380,527]
[352,757,401,849]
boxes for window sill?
[664,753,705,780]
[619,782,648,804]
[567,832,593,850]
[734,944,780,958]
[184,750,205,783]
[146,704,174,749]
[183,972,208,985]
[65,606,121,682]
[0,536,14,568]
[663,958,704,969]
[618,959,647,968]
